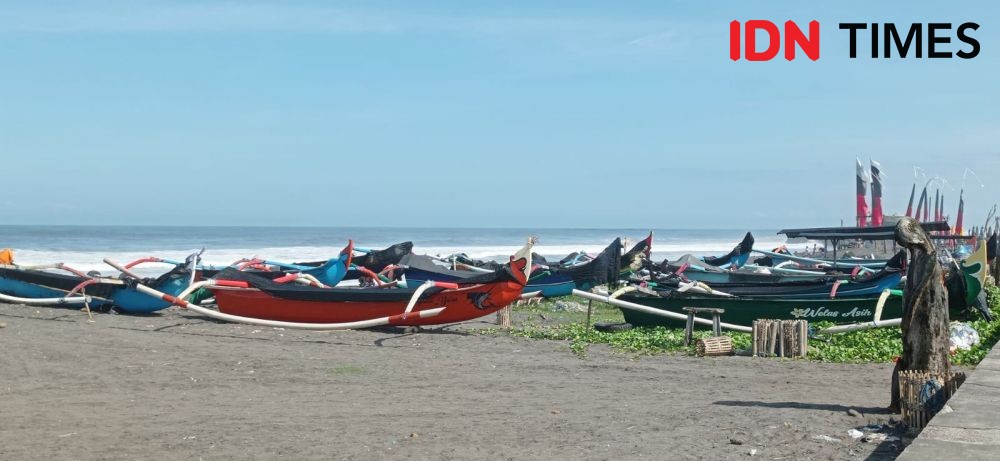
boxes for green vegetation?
[478,296,749,358]
[480,287,1000,365]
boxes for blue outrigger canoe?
[0,251,200,313]
[195,241,356,287]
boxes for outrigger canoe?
[0,249,199,313]
[615,246,988,328]
[139,239,536,327]
[400,234,651,298]
[646,251,906,299]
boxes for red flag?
[934,189,941,222]
[870,160,884,226]
[856,159,869,227]
[956,190,965,235]
[905,183,915,217]
[915,187,928,222]
[922,191,930,222]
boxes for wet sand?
[0,303,904,460]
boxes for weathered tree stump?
[891,217,951,411]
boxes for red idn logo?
[730,20,820,61]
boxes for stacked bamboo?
[751,319,808,358]
[696,336,734,357]
[899,370,966,430]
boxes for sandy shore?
[0,303,905,460]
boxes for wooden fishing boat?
[200,240,534,326]
[196,241,355,286]
[648,251,906,299]
[616,246,987,328]
[701,232,755,268]
[400,235,651,298]
[296,241,414,279]
[615,289,908,327]
[0,249,198,313]
[648,233,831,284]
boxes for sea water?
[0,225,805,275]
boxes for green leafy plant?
[484,287,1000,365]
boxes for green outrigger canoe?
[615,291,906,328]
[617,237,990,329]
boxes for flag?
[856,158,870,227]
[870,160,884,226]
[905,183,915,217]
[956,190,965,235]
[934,189,941,222]
[915,186,928,222]
[923,191,930,222]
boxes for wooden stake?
[496,305,511,329]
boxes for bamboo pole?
[573,289,751,332]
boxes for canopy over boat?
[778,222,972,241]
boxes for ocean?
[0,226,804,275]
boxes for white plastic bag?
[949,323,980,351]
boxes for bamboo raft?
[751,319,808,358]
[899,370,966,430]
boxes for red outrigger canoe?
[199,240,532,327]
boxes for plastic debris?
[949,322,980,351]
[847,429,864,440]
[552,300,586,312]
[863,433,887,443]
[813,435,839,443]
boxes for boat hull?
[0,266,190,313]
[616,292,907,327]
[211,280,524,326]
[110,276,191,313]
[0,277,114,308]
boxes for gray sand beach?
[1,303,903,460]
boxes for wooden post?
[585,299,593,330]
[800,321,808,357]
[684,311,695,346]
[891,217,952,411]
[496,306,511,329]
[768,322,778,356]
[777,322,785,358]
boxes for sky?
[1,1,997,228]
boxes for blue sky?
[1,1,997,228]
